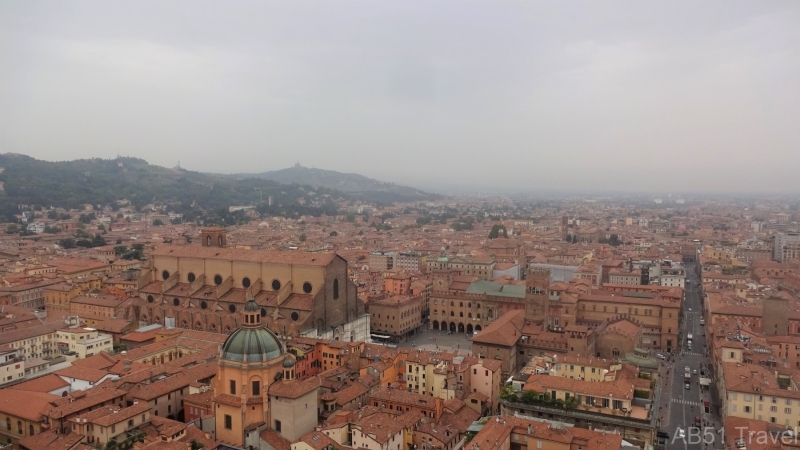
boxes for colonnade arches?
[432,320,480,334]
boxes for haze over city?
[1,1,799,193]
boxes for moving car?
[677,428,686,438]
[685,383,691,390]
[656,353,666,360]
[693,369,697,375]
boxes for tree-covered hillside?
[0,154,341,221]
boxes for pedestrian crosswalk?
[682,351,705,357]
[672,399,703,407]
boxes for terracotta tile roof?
[353,411,407,444]
[18,429,84,450]
[259,429,291,450]
[0,388,59,421]
[603,319,641,339]
[295,430,341,450]
[370,387,437,409]
[213,393,241,407]
[183,390,213,408]
[70,294,124,308]
[524,374,635,399]
[469,416,513,450]
[45,384,127,419]
[9,373,70,393]
[179,425,219,450]
[471,309,524,347]
[268,376,320,399]
[153,244,337,266]
[95,318,134,333]
[127,373,193,401]
[55,365,110,382]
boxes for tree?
[91,233,107,247]
[521,390,539,404]
[608,234,621,246]
[489,224,508,239]
[59,238,76,249]
[299,233,307,242]
[97,224,106,231]
[131,243,145,252]
[152,219,164,226]
[47,210,59,220]
[346,213,356,223]
[44,225,61,234]
[329,231,338,237]
[114,245,128,255]
[6,224,18,234]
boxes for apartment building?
[68,403,151,446]
[773,233,800,262]
[608,269,641,286]
[502,373,655,447]
[0,317,81,360]
[55,327,113,359]
[719,362,800,427]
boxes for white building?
[27,222,45,234]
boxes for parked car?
[657,353,666,360]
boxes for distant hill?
[236,164,441,204]
[0,154,341,222]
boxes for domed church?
[213,296,318,448]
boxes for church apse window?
[162,270,170,281]
[303,282,313,294]
[333,279,339,299]
[147,295,154,303]
[214,275,223,286]
[291,312,299,321]
[229,304,236,313]
[173,298,180,307]
[261,308,267,317]
[187,272,195,283]
[200,301,207,310]
[242,277,251,289]
[272,279,281,291]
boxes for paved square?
[397,327,473,355]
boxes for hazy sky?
[1,1,799,194]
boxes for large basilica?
[136,228,367,340]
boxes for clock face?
[437,279,445,288]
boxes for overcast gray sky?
[1,1,798,194]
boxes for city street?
[661,261,723,450]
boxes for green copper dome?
[282,357,295,368]
[221,325,284,363]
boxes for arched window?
[17,421,22,434]
[612,348,620,357]
[333,279,339,300]
[207,236,211,246]
[218,236,223,246]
